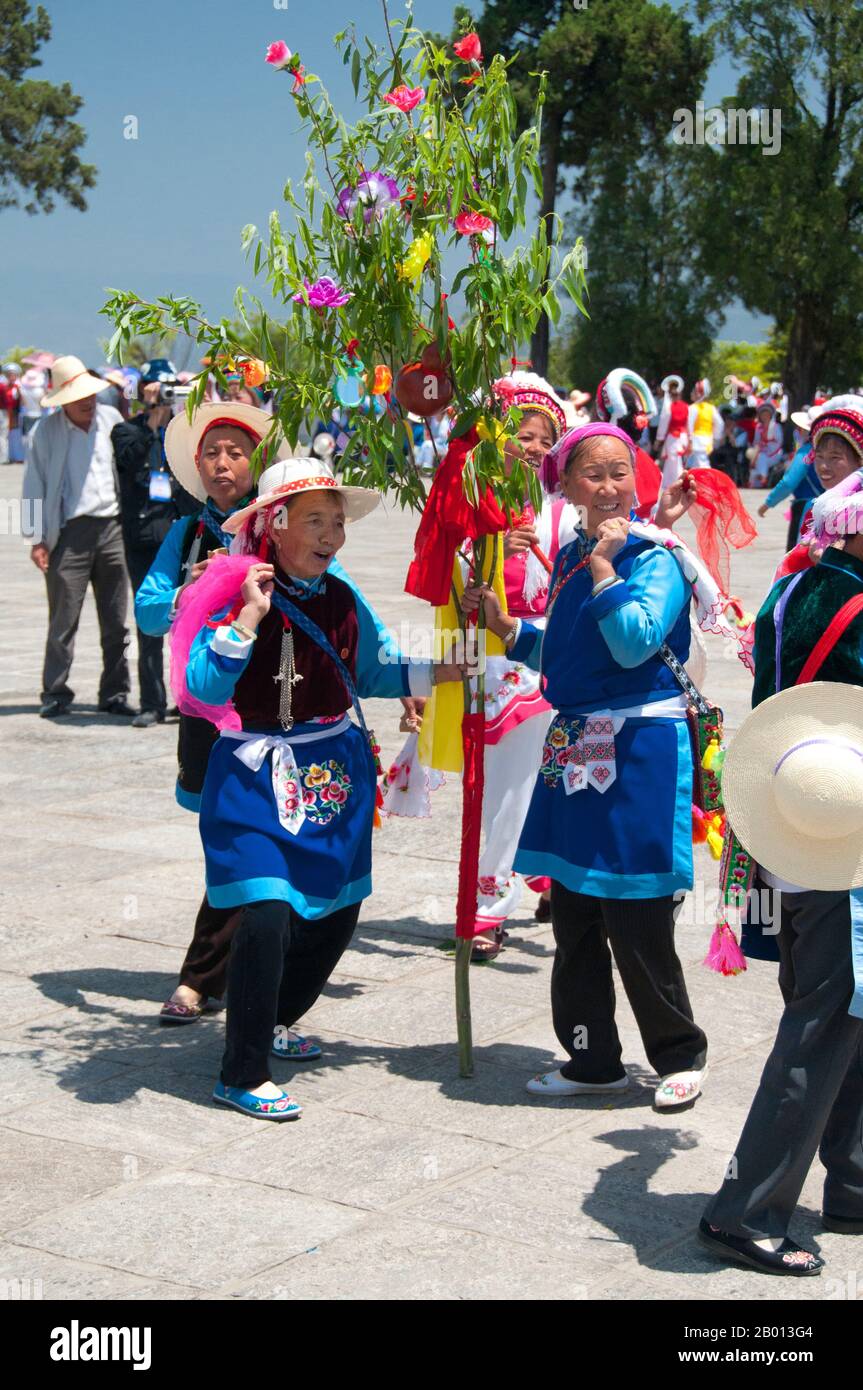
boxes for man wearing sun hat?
[699,445,863,1276]
[22,354,134,719]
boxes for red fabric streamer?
[684,469,757,592]
[455,712,486,939]
[634,447,661,520]
[405,427,508,605]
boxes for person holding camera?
[111,362,199,727]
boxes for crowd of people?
[11,344,863,1279]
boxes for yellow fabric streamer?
[418,538,508,773]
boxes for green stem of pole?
[455,937,474,1078]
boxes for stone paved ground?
[0,468,859,1301]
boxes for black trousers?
[704,888,863,1239]
[125,544,166,714]
[550,883,708,1083]
[221,898,361,1089]
[785,497,807,553]
[178,893,239,999]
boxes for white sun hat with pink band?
[41,355,110,408]
[223,457,380,533]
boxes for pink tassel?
[703,920,747,977]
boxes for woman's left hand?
[591,517,630,564]
[655,473,696,529]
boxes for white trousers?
[474,710,553,931]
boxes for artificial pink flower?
[454,32,483,63]
[383,84,425,113]
[292,276,353,310]
[454,211,493,236]
[265,41,292,69]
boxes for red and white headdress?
[492,370,567,439]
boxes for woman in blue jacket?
[463,422,708,1111]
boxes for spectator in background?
[22,355,134,719]
[0,369,9,464]
[19,367,46,441]
[4,363,24,463]
[111,364,199,727]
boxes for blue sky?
[0,0,767,365]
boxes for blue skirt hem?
[175,782,201,813]
[514,850,692,901]
[207,872,372,918]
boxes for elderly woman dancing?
[175,457,467,1120]
[463,421,714,1110]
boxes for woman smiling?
[463,422,709,1110]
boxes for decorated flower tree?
[104,2,587,1076]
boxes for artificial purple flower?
[292,276,352,309]
[336,170,402,223]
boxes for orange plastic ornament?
[372,364,393,395]
[241,358,268,389]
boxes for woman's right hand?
[240,562,274,621]
[461,583,508,637]
[503,525,539,560]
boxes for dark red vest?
[233,573,359,726]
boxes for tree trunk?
[784,302,830,410]
[529,117,561,378]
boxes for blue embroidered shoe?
[272,1028,322,1061]
[212,1080,302,1120]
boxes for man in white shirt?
[22,356,134,719]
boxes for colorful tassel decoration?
[692,805,708,843]
[704,920,747,977]
[701,737,721,772]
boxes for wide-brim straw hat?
[164,402,293,503]
[41,355,110,408]
[223,457,379,533]
[722,683,863,890]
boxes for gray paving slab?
[11,1171,370,1291]
[2,470,859,1300]
[229,1213,602,1301]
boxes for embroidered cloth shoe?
[272,1028,322,1061]
[698,1219,823,1276]
[159,997,206,1025]
[526,1069,630,1096]
[654,1067,708,1109]
[212,1080,302,1120]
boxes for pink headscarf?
[540,421,636,495]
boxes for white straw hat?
[722,683,863,890]
[164,401,293,502]
[223,457,379,533]
[41,355,110,408]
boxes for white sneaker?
[526,1069,630,1096]
[654,1066,708,1110]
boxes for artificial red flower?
[454,211,493,236]
[383,84,425,112]
[454,32,483,62]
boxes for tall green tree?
[694,0,863,405]
[566,142,726,389]
[0,0,97,214]
[436,0,711,375]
